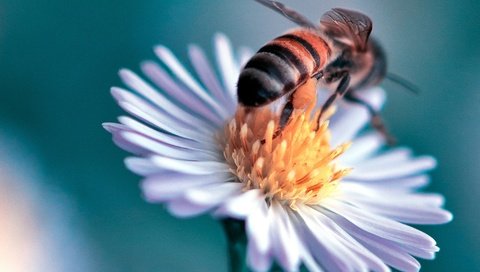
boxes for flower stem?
[221,218,247,272]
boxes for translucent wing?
[320,8,372,51]
[255,0,317,29]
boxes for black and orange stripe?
[237,29,331,107]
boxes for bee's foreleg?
[316,72,350,128]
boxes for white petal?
[166,197,213,217]
[141,171,232,202]
[322,199,436,248]
[154,45,230,118]
[329,88,386,146]
[297,249,324,272]
[108,118,220,161]
[140,61,224,126]
[398,243,439,260]
[269,202,301,272]
[121,131,219,161]
[183,182,242,205]
[116,99,201,142]
[305,205,390,272]
[339,132,385,164]
[167,182,242,217]
[343,175,430,191]
[283,209,324,272]
[237,46,254,68]
[118,116,216,152]
[247,239,272,272]
[112,87,214,143]
[103,123,150,155]
[112,136,148,155]
[349,156,437,180]
[329,104,370,147]
[353,147,412,169]
[214,189,263,219]
[214,33,239,102]
[346,182,446,204]
[124,157,162,176]
[341,186,452,224]
[246,199,271,259]
[354,87,386,109]
[328,212,421,272]
[358,199,451,224]
[102,122,125,133]
[119,69,217,129]
[325,207,439,260]
[341,182,445,206]
[296,207,364,272]
[150,156,230,175]
[188,44,235,109]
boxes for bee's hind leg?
[279,94,294,131]
[258,93,294,145]
[344,92,396,145]
[279,77,318,131]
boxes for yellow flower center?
[221,81,351,208]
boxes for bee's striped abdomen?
[237,29,331,107]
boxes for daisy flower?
[103,33,452,272]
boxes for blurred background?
[0,0,478,271]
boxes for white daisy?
[103,33,452,272]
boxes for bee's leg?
[316,73,350,128]
[344,92,396,145]
[279,77,317,131]
[279,93,294,130]
[314,71,324,80]
[259,93,294,144]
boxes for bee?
[237,0,391,141]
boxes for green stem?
[221,218,247,272]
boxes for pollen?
[222,86,352,208]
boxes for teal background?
[0,0,478,271]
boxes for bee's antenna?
[385,73,421,95]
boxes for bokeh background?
[0,0,478,271]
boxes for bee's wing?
[320,8,372,51]
[255,0,317,29]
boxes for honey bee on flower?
[104,2,451,271]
